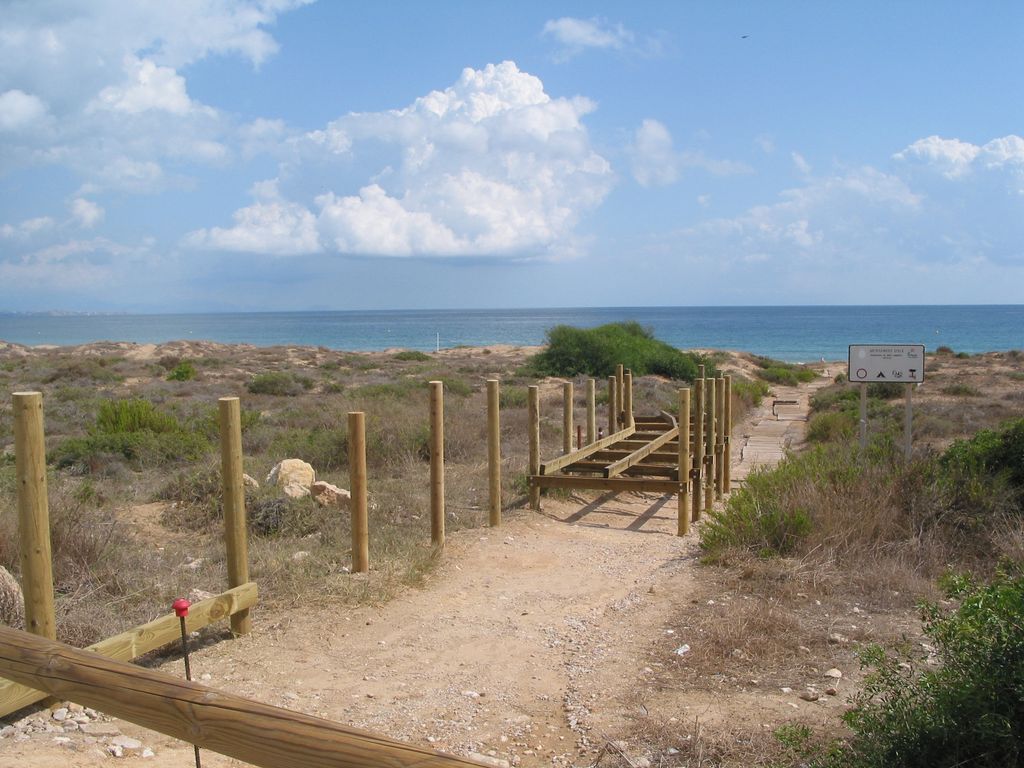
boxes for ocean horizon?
[1,305,1021,363]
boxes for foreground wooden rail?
[0,583,257,718]
[0,625,485,768]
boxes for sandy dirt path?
[4,376,830,768]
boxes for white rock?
[673,644,690,656]
[282,482,310,499]
[51,707,69,722]
[311,481,351,508]
[799,689,820,702]
[0,565,25,629]
[291,551,311,562]
[242,473,260,489]
[824,668,843,679]
[266,459,316,491]
[468,752,510,768]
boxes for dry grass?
[1,341,728,650]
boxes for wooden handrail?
[0,625,485,768]
[538,425,635,475]
[0,582,257,718]
[604,426,679,478]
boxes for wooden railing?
[0,625,485,768]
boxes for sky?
[1,1,1022,312]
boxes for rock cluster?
[265,459,350,508]
[0,702,155,758]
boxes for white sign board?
[848,344,925,383]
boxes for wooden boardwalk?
[729,377,831,489]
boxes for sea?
[0,306,1021,363]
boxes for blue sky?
[1,1,1022,312]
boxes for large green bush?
[527,321,709,381]
[52,398,209,471]
[826,570,1024,767]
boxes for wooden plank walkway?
[729,377,832,489]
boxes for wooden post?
[715,376,726,501]
[429,381,445,546]
[218,397,251,636]
[562,381,573,454]
[615,364,625,426]
[528,385,540,510]
[704,376,717,515]
[677,388,691,537]
[724,375,733,493]
[691,377,704,523]
[586,379,596,446]
[904,384,913,462]
[486,380,501,527]
[13,392,55,641]
[0,626,488,768]
[607,376,617,436]
[624,371,634,428]
[859,383,868,449]
[348,412,369,573]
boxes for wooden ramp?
[530,414,685,496]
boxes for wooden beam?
[0,625,485,768]
[531,475,682,495]
[219,397,251,636]
[539,426,635,475]
[605,426,680,478]
[0,582,257,718]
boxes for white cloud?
[792,151,812,175]
[674,134,1024,288]
[0,89,49,132]
[185,180,320,256]
[91,56,193,115]
[755,135,776,154]
[0,237,152,290]
[0,2,305,188]
[200,61,613,259]
[1,216,55,240]
[629,119,751,187]
[70,198,104,229]
[542,17,634,53]
[893,135,980,178]
[630,119,679,187]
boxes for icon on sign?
[909,369,917,377]
[877,372,886,379]
[856,368,867,379]
[893,370,903,378]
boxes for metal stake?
[173,598,202,768]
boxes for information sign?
[848,344,925,383]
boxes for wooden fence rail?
[0,583,256,718]
[0,625,484,768]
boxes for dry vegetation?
[1,340,1020,766]
[0,339,743,650]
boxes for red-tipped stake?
[173,598,202,768]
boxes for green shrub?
[941,418,1024,492]
[95,399,178,434]
[807,410,857,443]
[827,570,1024,767]
[392,350,431,362]
[527,321,708,381]
[751,356,817,386]
[52,398,209,471]
[942,384,981,397]
[700,457,823,557]
[166,361,197,381]
[498,386,529,409]
[731,377,771,408]
[867,381,905,399]
[247,372,304,396]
